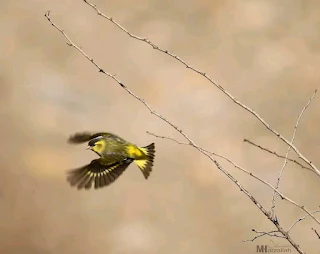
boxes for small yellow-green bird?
[66,132,155,190]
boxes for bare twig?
[147,131,320,227]
[44,11,308,254]
[312,228,320,239]
[288,209,320,233]
[212,160,304,253]
[270,90,317,217]
[243,229,284,242]
[81,0,320,177]
[243,139,313,172]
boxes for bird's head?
[87,137,105,156]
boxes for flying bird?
[67,132,155,190]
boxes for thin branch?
[212,160,304,254]
[288,209,320,233]
[243,139,313,172]
[147,132,320,227]
[243,229,284,242]
[44,11,306,254]
[82,0,320,177]
[271,90,317,217]
[312,228,320,239]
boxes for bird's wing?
[68,132,128,145]
[68,132,109,144]
[103,133,128,144]
[66,158,134,190]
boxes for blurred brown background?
[1,0,320,253]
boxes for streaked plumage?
[67,132,155,190]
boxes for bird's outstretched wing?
[68,132,108,144]
[68,132,128,145]
[66,158,134,190]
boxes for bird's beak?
[86,146,92,150]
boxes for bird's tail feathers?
[134,143,155,179]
